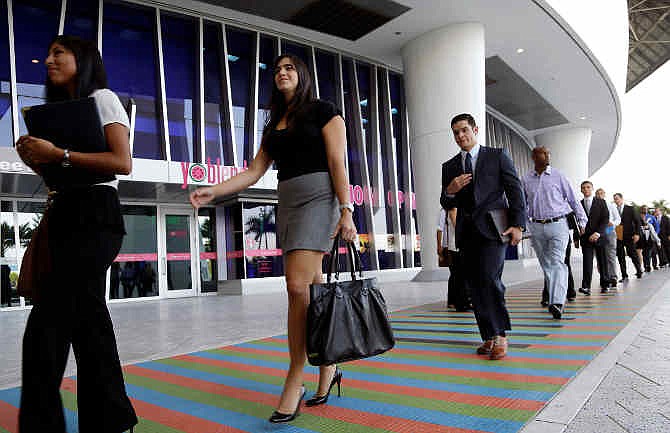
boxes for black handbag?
[306,237,395,366]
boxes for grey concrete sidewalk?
[522,267,670,433]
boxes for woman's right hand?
[190,187,216,209]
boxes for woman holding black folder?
[15,36,137,433]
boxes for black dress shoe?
[541,300,549,307]
[601,287,609,293]
[609,279,618,286]
[578,287,591,296]
[619,277,627,282]
[567,295,576,302]
[306,367,343,406]
[549,304,563,319]
[636,272,643,279]
[269,388,306,423]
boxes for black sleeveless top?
[263,99,342,182]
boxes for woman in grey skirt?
[190,54,357,423]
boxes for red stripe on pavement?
[124,365,495,433]
[62,377,245,433]
[0,401,18,433]
[178,354,544,410]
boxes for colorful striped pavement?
[0,283,656,433]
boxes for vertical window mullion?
[198,18,205,163]
[7,0,18,144]
[311,46,319,99]
[221,23,238,167]
[58,0,66,35]
[248,31,259,158]
[155,8,171,161]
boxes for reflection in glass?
[0,1,13,147]
[12,0,60,136]
[203,21,231,164]
[243,203,282,278]
[63,0,99,42]
[161,12,200,163]
[16,201,45,306]
[103,1,163,159]
[257,35,277,151]
[342,58,372,270]
[198,208,218,292]
[1,201,18,307]
[114,205,158,299]
[226,26,255,167]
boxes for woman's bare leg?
[276,250,323,413]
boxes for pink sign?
[167,253,191,261]
[200,252,217,260]
[114,253,158,262]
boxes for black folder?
[21,97,107,153]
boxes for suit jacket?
[440,146,526,246]
[619,205,641,241]
[660,215,670,241]
[580,197,609,242]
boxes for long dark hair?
[45,35,108,103]
[262,54,314,138]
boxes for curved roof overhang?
[175,0,624,174]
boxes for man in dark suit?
[441,113,526,361]
[578,181,610,295]
[660,210,670,269]
[613,193,642,280]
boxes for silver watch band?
[339,203,354,213]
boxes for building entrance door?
[159,207,198,298]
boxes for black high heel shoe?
[306,367,342,406]
[269,387,306,423]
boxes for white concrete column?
[535,127,592,191]
[401,23,485,271]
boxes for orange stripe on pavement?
[0,400,18,433]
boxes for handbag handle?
[326,235,364,283]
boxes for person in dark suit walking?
[660,210,670,268]
[613,193,642,280]
[578,181,610,295]
[441,113,526,360]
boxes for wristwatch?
[61,149,71,168]
[339,202,354,214]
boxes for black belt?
[530,215,566,224]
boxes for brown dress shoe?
[489,336,508,360]
[476,339,495,355]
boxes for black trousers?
[19,229,138,433]
[662,240,670,268]
[582,238,608,289]
[617,238,642,278]
[446,250,469,309]
[460,225,510,341]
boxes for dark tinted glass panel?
[198,208,217,292]
[281,40,316,95]
[1,201,17,307]
[224,203,244,279]
[389,72,414,266]
[203,21,231,165]
[375,69,398,269]
[342,58,371,270]
[0,1,12,147]
[63,0,98,42]
[257,35,276,150]
[356,63,374,177]
[226,26,255,167]
[315,49,338,105]
[103,1,163,159]
[113,205,158,299]
[12,0,60,136]
[161,12,199,163]
[16,201,45,306]
[243,203,283,278]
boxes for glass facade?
[0,0,534,309]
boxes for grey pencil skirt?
[277,172,340,253]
